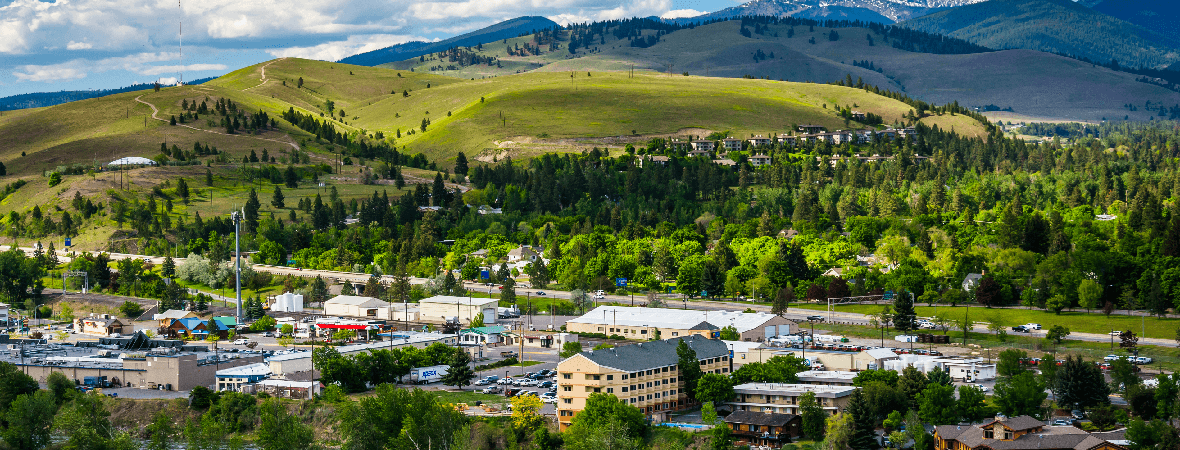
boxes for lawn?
[783,302,1179,340]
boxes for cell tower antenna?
[178,0,183,86]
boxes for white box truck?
[410,365,449,384]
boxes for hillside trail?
[134,94,301,151]
[243,58,286,91]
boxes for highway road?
[7,245,1177,348]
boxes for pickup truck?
[500,351,518,358]
[1011,325,1031,333]
[805,315,825,321]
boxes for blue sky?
[0,0,742,98]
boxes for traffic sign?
[64,237,71,247]
[480,270,489,279]
[615,278,627,287]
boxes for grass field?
[783,301,1179,340]
[0,56,957,177]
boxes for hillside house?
[850,111,866,121]
[713,159,736,167]
[721,137,743,152]
[690,140,716,152]
[749,154,772,167]
[747,135,772,147]
[798,125,825,133]
[776,134,796,146]
[934,416,1128,450]
[507,246,539,262]
[643,155,670,167]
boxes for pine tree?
[162,256,176,278]
[454,152,469,176]
[285,166,299,188]
[244,188,261,232]
[176,178,190,204]
[677,339,703,399]
[893,290,917,333]
[845,389,878,449]
[205,169,214,186]
[271,186,285,209]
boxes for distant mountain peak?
[690,0,988,23]
[339,16,558,66]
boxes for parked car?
[481,386,501,394]
[233,338,250,345]
[1012,325,1030,333]
[539,381,554,388]
[806,315,825,321]
[1103,354,1123,362]
[475,379,490,386]
[972,383,989,392]
[1052,419,1071,426]
[1025,323,1042,330]
[1134,356,1154,364]
[535,291,546,296]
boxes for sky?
[0,0,741,98]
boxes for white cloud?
[13,66,86,82]
[66,41,93,50]
[661,9,703,18]
[268,34,429,61]
[158,77,179,86]
[13,52,225,83]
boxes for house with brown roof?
[76,315,131,337]
[748,154,772,167]
[934,416,1127,450]
[724,410,802,448]
[776,134,797,146]
[642,155,670,167]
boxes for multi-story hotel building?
[555,336,729,430]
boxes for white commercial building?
[215,363,272,392]
[324,295,390,319]
[795,370,858,386]
[566,306,796,341]
[0,303,9,325]
[271,292,304,313]
[884,354,997,381]
[418,296,498,324]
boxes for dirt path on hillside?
[134,94,301,151]
[243,58,286,91]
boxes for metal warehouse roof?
[570,305,782,332]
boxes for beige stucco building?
[743,347,898,372]
[418,296,498,324]
[555,336,730,430]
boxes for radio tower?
[178,0,183,85]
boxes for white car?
[1134,356,1154,365]
[1109,330,1124,336]
[233,338,250,345]
[519,379,538,387]
[972,383,989,392]
[1103,354,1123,362]
[1025,323,1042,330]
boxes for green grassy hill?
[901,0,1180,69]
[387,19,1180,122]
[0,57,946,175]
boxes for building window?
[607,375,613,381]
[621,374,628,380]
[662,367,669,372]
[984,430,993,439]
[594,388,601,393]
[598,327,603,331]
[641,330,648,334]
[563,386,572,391]
[622,387,628,393]
[646,382,652,388]
[563,374,571,379]
[563,399,572,404]
[607,388,613,393]
[593,375,601,380]
[672,332,679,336]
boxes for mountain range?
[339,16,558,66]
[902,0,1180,69]
[687,0,988,23]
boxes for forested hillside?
[902,0,1180,69]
